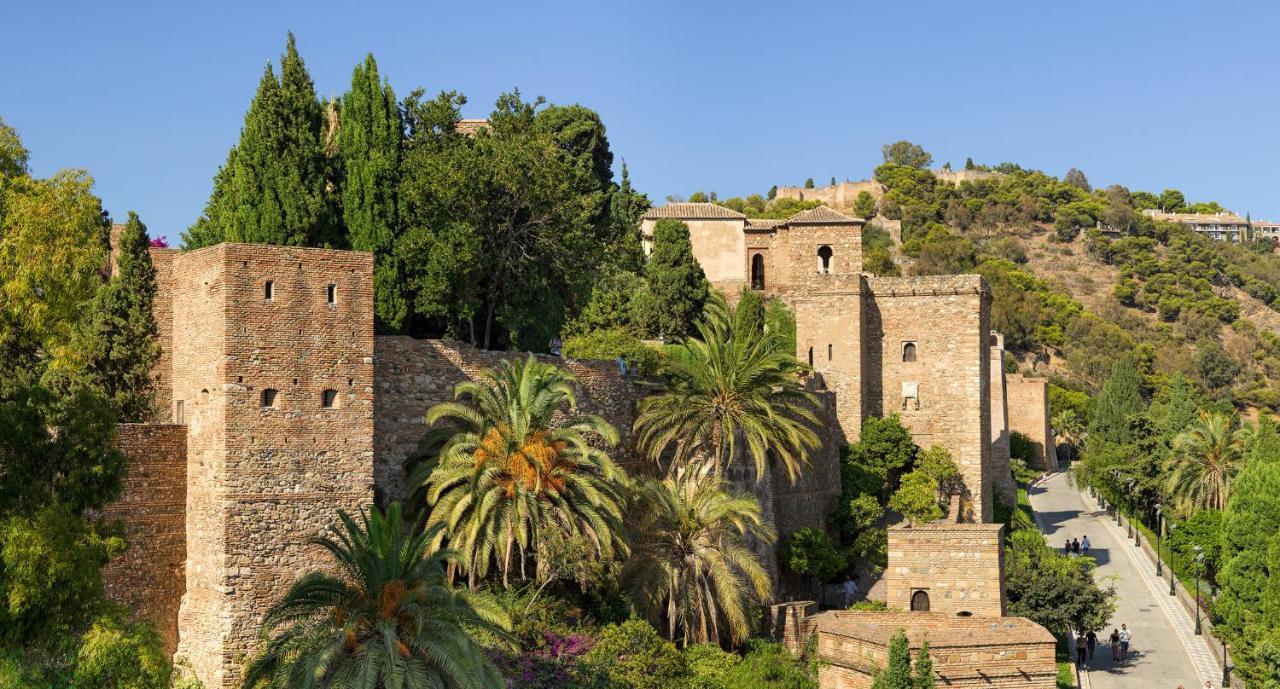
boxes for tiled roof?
[641,203,747,220]
[455,119,489,136]
[813,611,1054,646]
[745,218,784,230]
[784,206,863,224]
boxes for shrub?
[579,618,688,689]
[781,528,843,584]
[73,613,170,689]
[562,327,665,375]
[1009,431,1037,464]
[684,643,741,686]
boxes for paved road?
[1028,471,1220,689]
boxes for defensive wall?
[775,180,884,210]
[884,522,1005,617]
[1007,374,1056,471]
[988,333,1016,504]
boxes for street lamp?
[1168,523,1178,596]
[1194,546,1204,635]
[1154,503,1163,577]
[1223,640,1233,687]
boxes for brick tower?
[171,244,375,689]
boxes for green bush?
[562,327,665,376]
[780,528,843,582]
[1009,431,1036,464]
[74,612,170,689]
[579,618,688,689]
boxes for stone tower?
[170,244,375,689]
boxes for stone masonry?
[1007,374,1056,471]
[885,522,1006,618]
[988,333,1016,504]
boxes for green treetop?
[338,53,406,332]
[641,219,708,339]
[0,116,30,178]
[914,639,935,689]
[881,140,933,169]
[72,212,161,422]
[1089,354,1145,445]
[185,33,335,249]
[873,629,914,689]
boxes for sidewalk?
[1028,471,1220,688]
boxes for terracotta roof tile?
[641,203,747,220]
[784,206,863,224]
[746,218,784,230]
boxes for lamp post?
[1168,523,1178,596]
[1154,503,1163,577]
[1223,640,1232,687]
[1194,546,1204,635]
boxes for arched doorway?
[911,590,931,612]
[751,254,765,290]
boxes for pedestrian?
[1085,629,1097,660]
[548,337,562,357]
[843,576,859,607]
[1064,538,1072,555]
[628,360,638,377]
[1072,537,1081,555]
[1109,628,1121,660]
[1075,633,1087,665]
[616,355,627,376]
[1082,535,1091,555]
[1119,623,1131,660]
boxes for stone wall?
[373,337,641,504]
[774,180,883,211]
[814,611,1056,689]
[1007,375,1055,471]
[150,248,178,419]
[174,244,376,689]
[885,522,1005,617]
[988,333,1015,504]
[864,276,993,522]
[99,424,187,655]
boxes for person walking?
[1075,633,1088,665]
[1085,629,1097,660]
[1109,628,1121,661]
[1064,538,1072,555]
[1072,537,1081,555]
[1118,623,1131,660]
[1082,534,1091,555]
[842,576,859,607]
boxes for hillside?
[715,157,1280,412]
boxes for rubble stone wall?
[1007,375,1056,471]
[885,523,1005,617]
[99,424,187,655]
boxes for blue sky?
[3,0,1278,244]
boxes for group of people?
[1075,624,1133,665]
[1064,535,1091,556]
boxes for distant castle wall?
[1007,375,1055,471]
[775,180,882,211]
[98,424,187,655]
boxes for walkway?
[1028,470,1221,689]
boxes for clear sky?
[4,0,1278,244]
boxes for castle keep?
[102,202,1049,687]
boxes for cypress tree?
[1089,354,1144,445]
[338,53,405,332]
[76,212,160,422]
[606,161,648,273]
[872,629,914,689]
[914,639,935,689]
[641,219,708,339]
[187,33,334,248]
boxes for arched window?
[321,389,338,408]
[902,342,917,363]
[264,281,274,301]
[751,254,765,290]
[261,389,278,408]
[817,245,833,274]
[911,590,931,612]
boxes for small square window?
[261,389,278,408]
[321,389,338,408]
[326,284,336,305]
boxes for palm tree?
[633,298,820,482]
[1052,408,1084,463]
[1166,410,1243,512]
[242,503,512,689]
[417,355,627,587]
[623,461,774,647]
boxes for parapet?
[865,274,988,297]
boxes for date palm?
[1166,410,1243,512]
[242,503,511,689]
[417,355,627,587]
[623,461,774,647]
[633,300,819,482]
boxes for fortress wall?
[373,337,640,504]
[864,275,993,522]
[150,247,178,419]
[1006,375,1055,471]
[885,522,1005,617]
[100,423,187,655]
[774,180,883,210]
[988,336,1015,504]
[769,390,845,538]
[171,245,231,687]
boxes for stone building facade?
[1007,374,1056,471]
[641,203,998,522]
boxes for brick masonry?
[97,424,186,655]
[988,333,1016,505]
[813,611,1057,689]
[885,522,1006,618]
[1006,375,1056,471]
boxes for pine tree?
[186,33,334,249]
[76,212,160,422]
[914,639,935,689]
[1089,354,1144,445]
[338,53,405,332]
[872,629,914,689]
[964,157,975,170]
[641,219,708,339]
